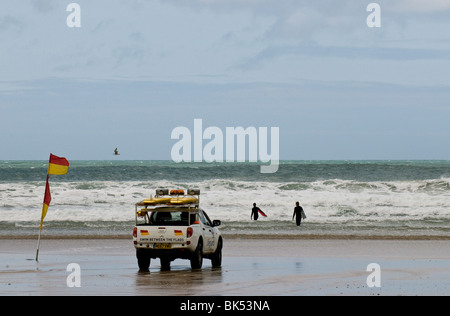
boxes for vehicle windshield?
[149,211,191,226]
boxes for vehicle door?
[198,210,215,253]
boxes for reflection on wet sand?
[135,266,223,295]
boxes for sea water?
[0,160,449,238]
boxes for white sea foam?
[1,179,449,229]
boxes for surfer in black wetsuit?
[293,202,305,226]
[251,203,259,221]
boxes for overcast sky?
[1,0,450,160]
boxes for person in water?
[292,201,306,226]
[251,203,260,221]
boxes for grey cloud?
[240,43,450,69]
[389,0,450,13]
[0,15,24,32]
[30,0,59,13]
[164,0,365,40]
[165,0,450,37]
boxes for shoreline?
[1,233,449,240]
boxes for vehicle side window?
[203,211,213,225]
[199,210,212,226]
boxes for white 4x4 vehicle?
[133,189,223,270]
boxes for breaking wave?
[0,161,449,238]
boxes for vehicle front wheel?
[190,239,203,269]
[136,249,151,271]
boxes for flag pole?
[36,228,42,262]
[36,159,51,262]
[36,154,69,262]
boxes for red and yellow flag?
[48,154,70,175]
[40,175,52,229]
[40,154,69,229]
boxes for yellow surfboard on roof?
[169,196,198,205]
[141,197,172,205]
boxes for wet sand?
[1,238,449,296]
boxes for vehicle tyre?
[211,238,222,267]
[160,257,171,271]
[136,249,151,271]
[190,239,203,269]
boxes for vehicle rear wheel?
[211,238,222,267]
[190,239,203,269]
[136,249,151,271]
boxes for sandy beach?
[1,237,449,296]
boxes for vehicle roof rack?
[136,189,200,209]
